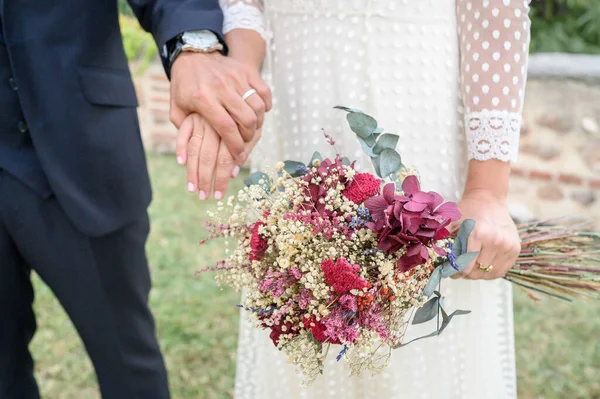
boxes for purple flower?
[364,176,461,272]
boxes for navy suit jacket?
[1,0,223,236]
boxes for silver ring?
[242,88,257,101]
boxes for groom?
[0,1,269,398]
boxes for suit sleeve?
[127,0,225,49]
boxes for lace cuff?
[465,110,521,162]
[221,0,266,39]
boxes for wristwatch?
[167,30,224,71]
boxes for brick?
[151,85,170,93]
[510,167,527,178]
[558,173,584,186]
[150,73,168,82]
[589,179,600,190]
[529,169,554,181]
[537,185,564,201]
[151,96,169,103]
[150,107,170,117]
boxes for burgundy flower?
[268,321,296,346]
[342,173,381,204]
[303,315,341,344]
[321,258,368,293]
[364,176,461,272]
[249,211,270,261]
[301,157,353,217]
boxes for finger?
[185,118,205,193]
[175,116,194,165]
[213,141,237,200]
[467,246,498,280]
[169,100,186,129]
[197,116,220,200]
[244,93,266,130]
[494,239,521,278]
[199,101,246,163]
[222,90,258,142]
[248,73,272,112]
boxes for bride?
[215,0,530,398]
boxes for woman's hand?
[176,113,261,200]
[451,189,521,280]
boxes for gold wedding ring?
[477,263,494,273]
[242,88,257,101]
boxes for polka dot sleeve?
[220,0,266,39]
[457,0,532,162]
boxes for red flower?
[364,176,461,272]
[268,321,295,346]
[321,258,368,293]
[249,212,270,261]
[303,315,341,344]
[342,173,381,204]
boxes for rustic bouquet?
[200,107,600,384]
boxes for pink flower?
[364,176,461,271]
[339,294,358,312]
[303,315,341,344]
[321,258,368,294]
[342,173,381,204]
[301,157,352,217]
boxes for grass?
[30,154,600,399]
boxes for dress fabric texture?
[220,1,530,398]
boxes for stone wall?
[134,55,600,222]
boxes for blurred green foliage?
[530,0,600,54]
[118,0,157,72]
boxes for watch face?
[182,30,219,49]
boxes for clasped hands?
[169,52,272,200]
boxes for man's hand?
[170,52,271,163]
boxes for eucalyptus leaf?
[309,151,323,166]
[373,127,384,135]
[371,155,382,177]
[378,148,403,179]
[347,112,378,139]
[373,134,399,155]
[394,307,470,348]
[440,252,479,278]
[341,157,352,166]
[334,105,363,113]
[422,266,442,297]
[357,136,377,157]
[453,219,476,256]
[244,172,271,193]
[283,160,307,178]
[438,308,471,334]
[412,297,440,325]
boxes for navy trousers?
[0,171,170,398]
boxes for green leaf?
[373,134,399,155]
[440,252,479,278]
[341,157,352,166]
[371,156,382,177]
[357,136,376,157]
[334,105,363,113]
[438,307,471,334]
[347,112,378,139]
[422,266,442,297]
[394,306,470,348]
[453,219,476,256]
[378,148,403,179]
[412,297,440,325]
[244,172,271,193]
[309,151,323,166]
[283,160,307,178]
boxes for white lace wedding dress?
[220,1,530,398]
